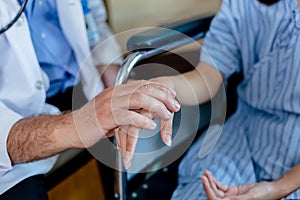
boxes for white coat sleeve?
[0,102,23,173]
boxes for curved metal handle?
[115,52,144,86]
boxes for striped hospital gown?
[172,0,300,199]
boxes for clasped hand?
[73,80,180,169]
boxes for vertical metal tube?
[113,52,144,200]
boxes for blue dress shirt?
[19,0,80,97]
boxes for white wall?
[105,0,221,50]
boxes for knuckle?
[127,111,135,121]
[158,103,166,111]
[128,112,143,126]
[153,103,167,116]
[164,128,172,134]
[134,92,145,102]
[137,80,144,85]
[166,93,173,104]
[119,127,127,134]
[129,129,139,138]
[143,84,154,93]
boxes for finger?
[114,110,157,130]
[126,108,153,150]
[124,109,153,167]
[204,170,225,198]
[115,82,180,113]
[201,176,219,200]
[135,85,180,113]
[116,127,128,169]
[127,92,174,120]
[126,126,141,153]
[114,93,171,120]
[121,126,133,169]
[205,170,229,192]
[115,128,127,169]
[118,127,128,152]
[125,126,141,168]
[160,113,174,146]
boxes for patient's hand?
[201,170,279,200]
[115,109,176,169]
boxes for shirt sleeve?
[0,102,23,173]
[200,0,242,79]
[0,102,59,193]
[88,0,123,66]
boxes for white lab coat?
[0,0,122,194]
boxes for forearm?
[7,112,77,165]
[274,164,300,198]
[6,79,180,166]
[173,62,223,106]
[97,64,119,88]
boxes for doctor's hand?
[72,80,179,149]
[201,170,279,200]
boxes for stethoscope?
[0,0,28,34]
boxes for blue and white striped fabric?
[172,0,300,199]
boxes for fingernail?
[164,135,172,146]
[174,100,181,110]
[124,161,132,170]
[123,151,133,170]
[122,152,128,163]
[123,157,128,169]
[124,159,130,170]
[127,151,133,163]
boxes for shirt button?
[142,183,148,189]
[41,32,46,39]
[35,80,44,90]
[38,0,43,6]
[16,17,24,27]
[131,192,138,198]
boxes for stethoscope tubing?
[0,0,28,34]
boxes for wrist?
[98,63,119,88]
[70,107,106,148]
[53,111,80,150]
[273,178,292,199]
